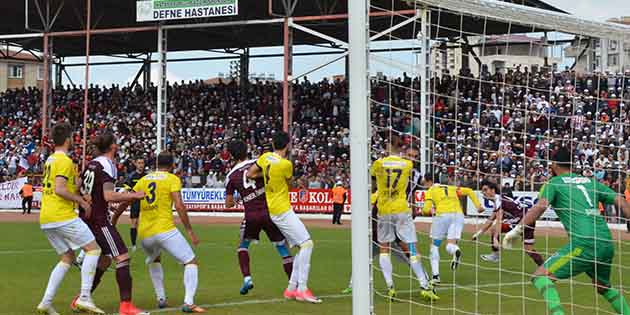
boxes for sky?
[62,1,629,86]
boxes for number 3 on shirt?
[145,182,157,204]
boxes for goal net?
[350,0,630,314]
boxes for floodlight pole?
[419,8,430,175]
[348,0,372,314]
[157,25,168,155]
[42,34,50,142]
[283,17,293,132]
[81,0,92,170]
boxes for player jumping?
[475,180,544,266]
[421,174,482,285]
[247,131,322,303]
[371,140,438,302]
[225,140,294,295]
[129,152,206,313]
[71,132,148,315]
[36,123,105,315]
[504,147,630,315]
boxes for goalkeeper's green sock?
[532,276,565,315]
[602,287,630,315]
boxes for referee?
[126,157,146,251]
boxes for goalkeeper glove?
[502,224,524,249]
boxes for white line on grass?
[113,281,532,314]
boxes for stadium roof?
[0,0,568,57]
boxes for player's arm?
[247,161,263,180]
[504,183,552,249]
[614,196,630,220]
[111,201,130,226]
[460,187,483,212]
[225,178,236,209]
[55,176,91,213]
[472,212,496,240]
[493,209,504,243]
[173,191,199,246]
[422,189,434,216]
[595,180,630,219]
[103,182,145,203]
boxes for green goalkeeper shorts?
[544,241,615,287]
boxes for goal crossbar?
[413,0,630,41]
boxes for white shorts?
[42,218,96,255]
[430,213,465,241]
[271,210,311,247]
[377,212,417,244]
[141,229,196,265]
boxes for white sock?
[410,255,430,289]
[41,261,71,305]
[379,253,394,288]
[348,275,353,288]
[80,251,100,299]
[446,243,460,256]
[430,244,440,277]
[288,251,300,291]
[183,264,198,305]
[297,245,313,292]
[149,263,166,301]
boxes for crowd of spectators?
[1,66,630,205]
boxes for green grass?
[0,222,629,315]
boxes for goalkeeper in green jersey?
[503,147,630,315]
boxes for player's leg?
[446,213,464,270]
[588,246,630,314]
[37,231,75,315]
[272,211,320,302]
[396,212,437,301]
[392,240,410,265]
[532,243,587,315]
[27,197,32,214]
[429,214,448,282]
[264,215,294,279]
[141,236,167,308]
[237,219,254,294]
[101,226,147,315]
[523,223,544,266]
[481,223,506,263]
[75,239,105,314]
[129,204,139,251]
[22,197,27,214]
[160,230,205,313]
[376,214,396,300]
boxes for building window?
[610,40,618,52]
[8,64,24,79]
[37,65,44,80]
[609,54,618,66]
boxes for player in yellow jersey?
[247,131,321,304]
[371,142,439,302]
[421,173,483,284]
[129,153,205,313]
[37,123,105,315]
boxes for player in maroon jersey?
[475,180,544,266]
[72,132,148,315]
[224,140,293,295]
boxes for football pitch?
[1,218,629,315]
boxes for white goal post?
[349,0,630,314]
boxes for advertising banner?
[137,0,238,22]
[0,177,27,209]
